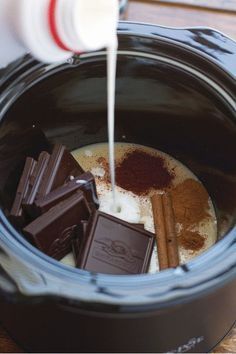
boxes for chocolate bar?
[72,220,145,267]
[76,211,154,275]
[23,191,91,260]
[37,144,84,199]
[34,172,99,216]
[9,157,37,227]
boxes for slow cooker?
[0,22,235,353]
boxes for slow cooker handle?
[0,241,48,302]
[170,27,236,77]
[0,222,63,302]
[0,221,97,303]
[0,243,78,304]
[118,22,236,78]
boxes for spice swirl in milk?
[61,143,217,273]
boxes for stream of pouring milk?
[107,40,118,211]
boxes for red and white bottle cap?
[14,0,119,63]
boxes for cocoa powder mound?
[178,230,205,251]
[171,178,210,228]
[115,149,174,195]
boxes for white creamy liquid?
[61,143,218,272]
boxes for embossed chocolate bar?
[23,191,91,260]
[9,157,37,227]
[37,144,84,199]
[72,220,145,268]
[34,172,99,216]
[77,211,154,275]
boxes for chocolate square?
[77,211,154,275]
[34,172,99,216]
[72,221,145,268]
[23,151,50,211]
[23,191,91,260]
[9,157,37,227]
[72,220,89,264]
[22,144,84,217]
[37,144,84,199]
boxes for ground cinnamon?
[116,149,174,195]
[178,230,205,251]
[171,178,209,251]
[97,157,109,170]
[171,178,210,228]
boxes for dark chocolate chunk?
[132,224,145,229]
[76,211,154,275]
[34,172,99,216]
[23,191,91,260]
[22,151,50,214]
[9,157,37,227]
[72,220,89,264]
[37,144,84,199]
[22,145,84,217]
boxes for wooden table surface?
[0,0,235,352]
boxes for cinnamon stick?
[162,193,180,268]
[151,193,179,270]
[151,194,169,270]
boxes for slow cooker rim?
[0,23,236,307]
[1,23,235,123]
[0,50,235,123]
[1,22,236,92]
[81,49,236,111]
[120,20,236,42]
